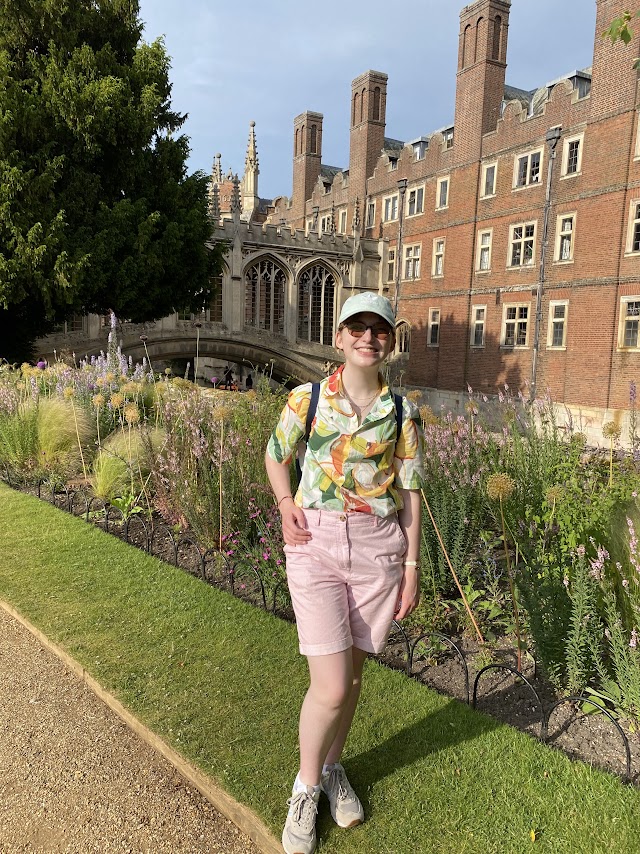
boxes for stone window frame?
[436,175,450,210]
[508,220,537,268]
[386,247,396,283]
[395,320,411,355]
[382,193,399,222]
[428,308,441,347]
[547,299,569,350]
[481,161,497,198]
[296,263,337,346]
[554,212,576,263]
[476,227,493,272]
[625,200,640,255]
[432,237,445,278]
[406,184,425,218]
[618,296,640,350]
[501,302,530,349]
[365,200,376,230]
[403,243,421,280]
[470,305,486,348]
[512,146,544,189]
[560,133,584,178]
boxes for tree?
[0,0,222,362]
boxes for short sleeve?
[265,383,312,465]
[393,398,424,489]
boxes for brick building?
[267,0,640,434]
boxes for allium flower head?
[212,404,232,421]
[486,472,515,501]
[124,404,140,424]
[245,390,257,402]
[406,390,422,404]
[93,393,105,409]
[546,485,564,504]
[110,392,124,409]
[63,386,75,399]
[419,404,438,426]
[602,421,622,440]
[571,432,587,448]
[105,371,116,384]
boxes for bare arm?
[264,451,312,546]
[394,488,422,620]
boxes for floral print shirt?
[266,366,424,516]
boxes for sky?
[137,1,598,201]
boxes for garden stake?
[420,488,485,646]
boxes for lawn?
[0,482,638,853]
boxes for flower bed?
[2,339,640,763]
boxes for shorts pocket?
[397,525,407,553]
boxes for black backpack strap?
[304,382,320,442]
[393,392,404,441]
[295,383,320,482]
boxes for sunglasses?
[341,320,394,340]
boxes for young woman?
[265,292,424,854]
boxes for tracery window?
[396,321,411,354]
[297,265,336,345]
[244,258,286,334]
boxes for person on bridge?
[265,292,424,854]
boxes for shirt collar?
[325,365,394,414]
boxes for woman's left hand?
[394,566,420,621]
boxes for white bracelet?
[404,560,420,567]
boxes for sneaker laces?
[287,790,318,832]
[326,765,355,803]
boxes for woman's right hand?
[280,500,312,546]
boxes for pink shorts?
[284,509,406,656]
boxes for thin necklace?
[344,388,379,407]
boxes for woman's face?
[335,311,395,368]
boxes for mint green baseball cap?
[338,292,396,328]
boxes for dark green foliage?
[0,0,222,361]
[592,588,640,721]
[421,485,482,597]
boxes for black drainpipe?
[530,125,562,402]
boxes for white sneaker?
[321,763,364,828]
[282,785,320,854]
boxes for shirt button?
[339,514,346,521]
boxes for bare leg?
[298,649,355,786]
[324,646,368,766]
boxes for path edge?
[0,598,282,854]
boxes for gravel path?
[0,608,259,854]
